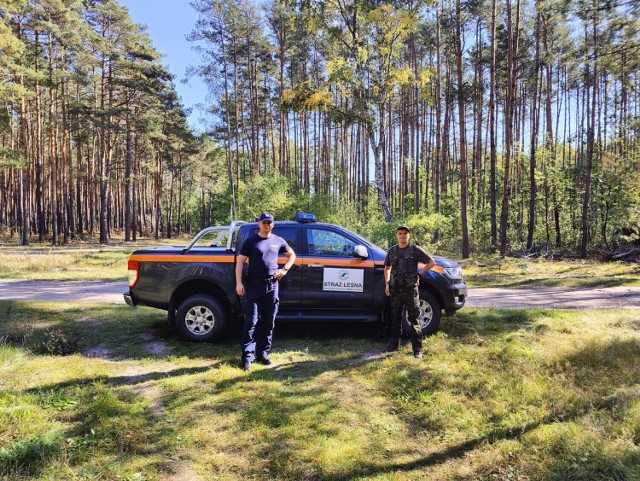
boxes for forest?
[0,0,639,258]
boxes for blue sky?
[119,0,207,131]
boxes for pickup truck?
[124,214,467,342]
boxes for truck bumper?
[123,293,136,307]
[442,283,467,315]
[452,284,467,308]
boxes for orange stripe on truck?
[129,254,236,263]
[130,255,374,268]
[302,258,375,268]
[429,265,444,273]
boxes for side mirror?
[354,245,368,259]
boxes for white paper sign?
[323,268,364,292]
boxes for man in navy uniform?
[235,212,296,371]
[384,225,435,359]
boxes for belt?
[390,282,417,291]
[250,276,278,285]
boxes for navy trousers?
[242,281,279,362]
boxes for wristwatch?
[283,266,289,271]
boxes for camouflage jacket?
[384,244,432,290]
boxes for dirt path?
[1,279,640,309]
[0,279,127,303]
[467,286,640,309]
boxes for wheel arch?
[419,283,445,311]
[168,280,232,328]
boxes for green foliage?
[235,175,295,221]
[398,212,454,253]
[281,82,333,113]
[595,152,640,246]
[0,147,25,168]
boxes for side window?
[307,229,356,257]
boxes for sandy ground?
[1,279,639,309]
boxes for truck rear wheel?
[402,291,441,337]
[176,294,227,342]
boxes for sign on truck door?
[301,227,375,309]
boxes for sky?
[118,0,207,131]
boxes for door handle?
[308,264,324,268]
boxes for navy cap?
[396,224,410,232]
[259,212,274,222]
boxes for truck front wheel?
[176,295,227,342]
[402,291,441,337]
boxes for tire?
[175,294,227,342]
[402,290,441,337]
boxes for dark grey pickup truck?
[125,214,467,342]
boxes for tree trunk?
[581,14,598,258]
[527,12,542,250]
[455,0,470,259]
[367,115,393,222]
[125,112,132,242]
[489,0,498,247]
[499,0,521,255]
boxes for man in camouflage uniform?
[384,225,435,359]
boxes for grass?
[463,257,640,288]
[1,301,639,480]
[0,250,131,281]
[0,237,188,281]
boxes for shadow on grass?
[0,300,384,362]
[316,405,640,481]
[0,300,559,372]
[15,348,387,479]
[442,308,544,340]
[316,335,640,480]
[5,298,639,479]
[23,363,222,394]
[89,350,381,404]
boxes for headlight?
[443,267,462,280]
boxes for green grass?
[463,257,640,288]
[1,301,639,480]
[0,237,188,281]
[0,250,131,281]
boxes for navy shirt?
[240,233,291,282]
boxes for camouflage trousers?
[389,286,423,350]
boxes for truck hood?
[432,255,461,268]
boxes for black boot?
[411,337,423,358]
[385,338,401,352]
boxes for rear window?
[246,226,297,251]
[191,230,233,248]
